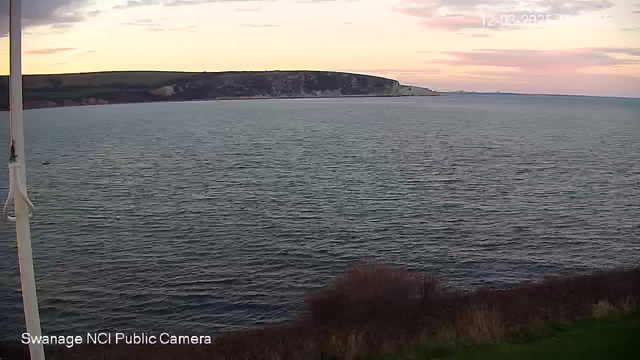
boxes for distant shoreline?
[5,93,439,112]
[3,91,637,113]
[0,70,438,111]
[441,91,640,100]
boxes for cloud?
[113,0,158,9]
[424,15,492,31]
[111,0,354,10]
[119,18,196,32]
[164,0,209,6]
[50,23,75,30]
[112,0,258,9]
[240,24,281,28]
[120,18,159,25]
[537,0,614,14]
[295,0,358,3]
[394,0,616,31]
[25,47,76,55]
[0,0,340,37]
[589,47,640,56]
[393,1,439,19]
[428,48,640,72]
[0,0,91,37]
[148,25,197,31]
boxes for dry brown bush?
[455,308,506,343]
[305,263,441,325]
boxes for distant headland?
[0,70,438,110]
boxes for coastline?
[7,93,440,112]
[0,70,438,111]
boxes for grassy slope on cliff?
[0,70,404,110]
[0,264,638,360]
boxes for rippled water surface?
[1,95,639,340]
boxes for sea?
[0,95,639,341]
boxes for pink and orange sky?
[1,0,639,97]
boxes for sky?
[0,0,639,97]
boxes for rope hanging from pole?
[3,161,36,222]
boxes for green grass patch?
[371,312,640,360]
[20,71,192,88]
[26,87,147,100]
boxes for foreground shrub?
[305,263,441,325]
[592,301,619,318]
[456,308,505,343]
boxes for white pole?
[9,0,46,359]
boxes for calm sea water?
[1,95,639,340]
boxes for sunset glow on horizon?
[1,0,639,97]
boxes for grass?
[20,71,192,88]
[448,313,640,360]
[1,264,639,360]
[370,312,640,360]
[26,87,148,100]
